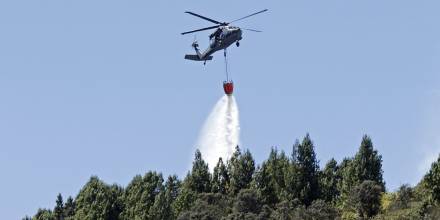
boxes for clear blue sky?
[1,1,439,218]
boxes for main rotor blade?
[185,11,222,24]
[230,9,268,23]
[181,25,221,35]
[243,28,262,32]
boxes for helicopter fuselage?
[186,26,242,61]
[205,26,242,56]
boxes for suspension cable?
[224,49,229,81]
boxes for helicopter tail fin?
[184,54,213,61]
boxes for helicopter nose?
[237,29,242,38]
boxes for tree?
[321,158,340,203]
[352,135,385,190]
[265,148,289,198]
[63,196,75,218]
[149,190,173,220]
[165,175,181,202]
[73,176,123,220]
[173,181,197,217]
[212,157,229,194]
[270,200,294,219]
[284,141,301,203]
[425,154,440,203]
[253,163,278,206]
[337,157,357,206]
[296,134,321,206]
[393,184,413,209]
[120,172,163,220]
[306,199,338,220]
[150,175,181,220]
[233,189,262,214]
[187,149,211,193]
[34,209,55,220]
[54,193,64,220]
[177,193,230,220]
[228,146,255,195]
[351,180,382,219]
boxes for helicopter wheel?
[236,41,240,47]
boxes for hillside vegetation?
[25,135,440,220]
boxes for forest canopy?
[25,134,440,220]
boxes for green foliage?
[29,134,440,220]
[173,184,197,217]
[73,176,123,220]
[149,175,181,220]
[424,154,440,203]
[321,158,340,204]
[266,148,290,198]
[254,162,279,206]
[177,193,230,220]
[296,134,321,206]
[33,209,55,220]
[149,190,173,220]
[187,149,211,193]
[351,180,383,219]
[352,135,385,190]
[212,157,229,194]
[284,141,302,203]
[63,196,75,218]
[120,171,163,220]
[233,189,262,214]
[394,184,413,209]
[227,146,255,195]
[306,199,339,220]
[53,194,64,220]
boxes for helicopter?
[181,9,268,64]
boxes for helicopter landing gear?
[236,41,240,47]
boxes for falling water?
[195,95,240,170]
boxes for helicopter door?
[210,38,216,48]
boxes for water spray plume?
[195,95,240,170]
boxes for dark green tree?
[306,199,338,220]
[320,158,340,203]
[165,175,181,201]
[149,190,173,220]
[351,180,382,219]
[73,176,123,220]
[177,193,230,220]
[270,200,294,219]
[228,146,255,195]
[296,134,321,206]
[265,148,289,198]
[284,141,301,203]
[212,157,229,194]
[254,163,278,206]
[149,175,181,220]
[53,193,64,220]
[352,135,385,190]
[393,184,413,209]
[337,157,357,206]
[173,173,197,216]
[63,196,75,218]
[34,209,55,220]
[187,149,211,193]
[424,154,440,203]
[120,172,163,220]
[233,189,262,214]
